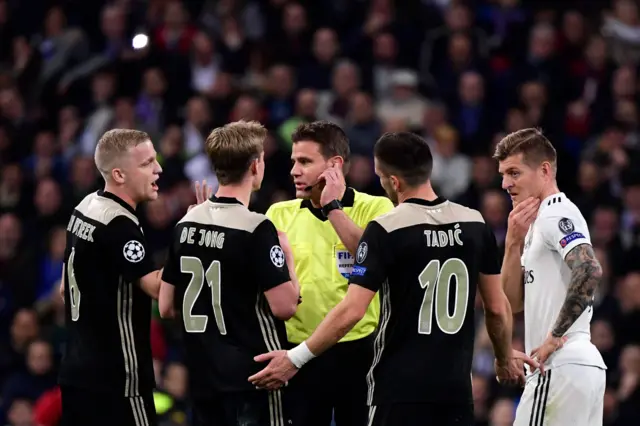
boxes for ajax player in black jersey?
[159,121,301,426]
[59,129,165,426]
[250,132,538,426]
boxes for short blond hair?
[94,129,151,179]
[205,121,267,185]
[493,128,557,170]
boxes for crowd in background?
[1,0,640,425]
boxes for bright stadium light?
[132,33,148,50]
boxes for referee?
[265,121,393,426]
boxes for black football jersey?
[59,191,156,396]
[349,197,501,405]
[161,196,291,396]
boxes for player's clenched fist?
[506,197,540,243]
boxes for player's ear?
[111,168,126,184]
[390,175,400,192]
[329,156,344,169]
[250,158,258,176]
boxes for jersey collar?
[209,195,243,205]
[300,187,356,221]
[97,190,137,216]
[404,196,447,207]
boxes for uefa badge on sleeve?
[270,245,286,268]
[557,218,574,235]
[356,242,368,264]
[123,240,145,263]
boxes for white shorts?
[514,364,606,426]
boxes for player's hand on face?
[318,163,346,207]
[506,197,540,243]
[248,350,299,390]
[530,334,568,371]
[189,180,214,211]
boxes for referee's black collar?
[209,195,243,205]
[404,196,447,207]
[98,190,137,216]
[301,187,355,221]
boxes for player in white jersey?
[494,128,607,426]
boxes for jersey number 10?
[418,258,470,335]
[181,256,227,335]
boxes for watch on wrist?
[321,199,343,217]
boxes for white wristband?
[287,341,316,369]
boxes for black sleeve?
[251,219,291,292]
[161,225,184,287]
[348,221,389,292]
[480,223,501,275]
[107,216,156,283]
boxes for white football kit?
[514,192,607,426]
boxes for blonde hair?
[493,128,557,171]
[94,129,151,180]
[205,121,267,185]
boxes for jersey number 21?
[181,256,227,334]
[418,258,469,335]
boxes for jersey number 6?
[181,256,227,335]
[67,248,81,322]
[418,258,470,335]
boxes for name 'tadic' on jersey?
[161,197,291,397]
[521,193,606,371]
[59,191,156,396]
[348,198,501,406]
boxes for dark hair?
[291,121,350,161]
[493,128,557,169]
[374,132,433,187]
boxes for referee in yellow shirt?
[266,121,393,426]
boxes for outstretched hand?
[188,180,213,211]
[495,349,540,387]
[248,350,299,390]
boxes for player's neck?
[397,183,439,204]
[103,183,137,210]
[215,184,252,207]
[538,183,561,202]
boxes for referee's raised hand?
[318,163,346,207]
[189,180,214,211]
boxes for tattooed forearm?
[551,244,603,338]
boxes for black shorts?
[286,334,374,426]
[193,390,293,426]
[368,402,474,426]
[61,386,157,426]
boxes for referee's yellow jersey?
[266,188,394,344]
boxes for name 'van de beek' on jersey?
[348,197,501,406]
[521,192,606,372]
[59,191,156,397]
[161,196,292,398]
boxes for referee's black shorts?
[61,385,157,426]
[286,334,374,426]
[368,402,474,426]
